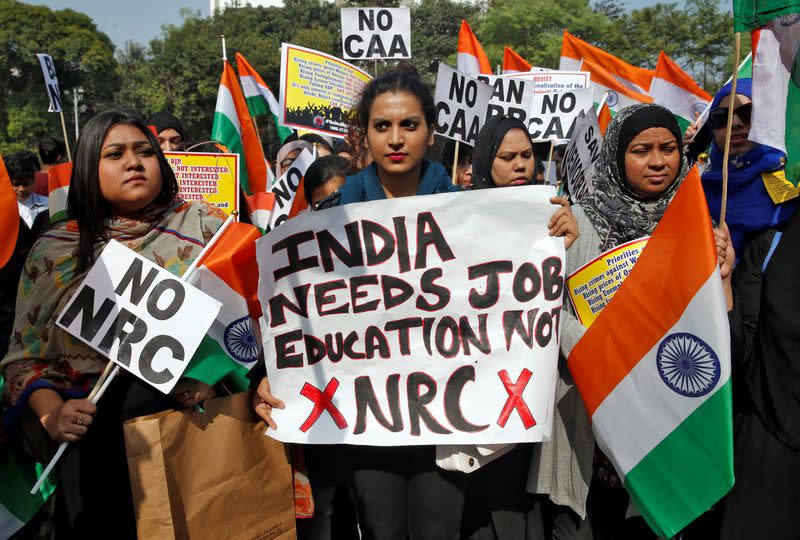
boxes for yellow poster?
[164,151,239,216]
[567,237,649,328]
[279,43,372,137]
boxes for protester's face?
[98,123,163,216]
[490,128,535,187]
[157,128,183,152]
[279,149,302,173]
[11,177,33,202]
[624,127,680,199]
[365,91,434,178]
[711,94,755,156]
[457,161,473,189]
[310,175,346,210]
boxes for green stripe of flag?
[245,95,270,118]
[184,335,250,391]
[211,111,251,193]
[624,380,734,539]
[0,447,56,537]
[786,71,800,184]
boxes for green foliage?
[0,0,118,156]
[0,0,742,161]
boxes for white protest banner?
[476,74,536,124]
[267,147,315,230]
[341,7,411,60]
[528,87,593,141]
[56,240,221,393]
[504,70,591,95]
[36,53,62,113]
[434,64,493,146]
[562,108,602,203]
[256,187,563,445]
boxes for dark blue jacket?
[337,160,460,205]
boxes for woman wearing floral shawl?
[0,110,228,538]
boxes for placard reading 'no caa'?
[57,241,221,394]
[341,7,411,60]
[257,187,564,445]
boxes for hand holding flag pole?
[30,213,238,495]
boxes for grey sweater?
[526,204,604,518]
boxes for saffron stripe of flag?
[568,168,734,538]
[560,31,654,94]
[580,59,653,113]
[235,52,294,144]
[457,20,492,75]
[0,157,19,269]
[47,161,72,223]
[502,46,531,74]
[212,60,269,194]
[651,52,712,133]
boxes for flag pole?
[221,35,227,62]
[58,111,72,162]
[545,140,555,186]
[719,32,741,225]
[596,91,609,118]
[30,212,237,494]
[451,140,461,186]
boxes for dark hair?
[4,151,39,181]
[441,139,473,174]
[68,110,179,272]
[351,63,435,132]
[38,136,66,165]
[304,155,352,203]
[299,133,334,154]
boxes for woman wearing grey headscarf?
[527,103,689,539]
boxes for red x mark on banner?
[299,378,348,432]
[497,368,536,429]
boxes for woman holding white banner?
[0,110,231,537]
[527,104,699,539]
[254,64,468,540]
[451,114,579,539]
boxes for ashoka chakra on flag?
[656,332,721,398]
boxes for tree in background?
[0,0,118,155]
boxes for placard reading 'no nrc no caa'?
[256,188,564,446]
[56,241,221,394]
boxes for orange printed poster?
[566,237,649,327]
[164,151,239,216]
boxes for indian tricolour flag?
[0,156,19,269]
[651,52,712,133]
[456,20,492,75]
[750,14,800,183]
[0,447,56,538]
[580,59,653,113]
[560,30,654,94]
[568,168,734,538]
[212,60,269,194]
[244,191,276,234]
[235,52,294,144]
[47,161,72,222]
[184,222,263,390]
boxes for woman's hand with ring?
[42,399,96,443]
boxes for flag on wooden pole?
[568,169,734,538]
[651,52,712,132]
[235,52,294,144]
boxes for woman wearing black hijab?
[527,104,696,539]
[719,190,800,538]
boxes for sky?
[25,0,668,50]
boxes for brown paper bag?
[123,392,296,540]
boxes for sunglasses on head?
[708,103,752,130]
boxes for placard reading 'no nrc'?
[256,187,563,445]
[56,241,221,394]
